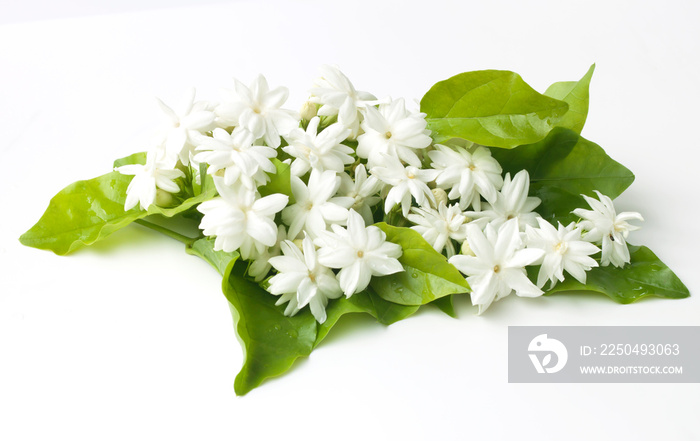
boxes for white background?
[1,1,699,439]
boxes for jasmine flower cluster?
[115,65,644,321]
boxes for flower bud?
[460,240,476,256]
[300,101,318,121]
[292,239,304,252]
[431,188,448,208]
[156,189,175,207]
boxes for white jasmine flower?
[316,210,403,296]
[407,202,469,257]
[247,225,287,282]
[216,75,299,148]
[268,236,343,323]
[282,169,353,240]
[309,65,377,139]
[155,88,216,165]
[429,145,503,210]
[197,179,288,259]
[573,191,643,267]
[449,220,544,314]
[338,164,382,226]
[117,148,185,211]
[282,117,354,176]
[467,170,541,231]
[525,218,600,288]
[370,154,439,216]
[356,98,432,168]
[194,127,276,189]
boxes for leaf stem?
[135,219,195,246]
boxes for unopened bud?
[156,189,175,207]
[292,239,304,252]
[460,240,476,256]
[300,101,318,121]
[431,188,448,208]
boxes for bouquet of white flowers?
[20,65,688,395]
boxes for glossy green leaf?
[318,289,422,343]
[371,265,468,306]
[188,236,316,395]
[20,170,216,255]
[347,288,420,325]
[257,158,294,204]
[113,152,147,168]
[431,296,457,317]
[314,296,369,348]
[420,70,569,148]
[544,64,595,134]
[490,128,634,223]
[371,223,469,305]
[541,245,689,303]
[223,260,317,396]
[314,288,420,348]
[185,237,238,276]
[187,236,421,393]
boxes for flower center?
[468,164,476,171]
[440,220,450,233]
[357,250,364,258]
[308,271,316,282]
[506,214,515,220]
[554,241,568,254]
[385,131,392,139]
[305,201,314,210]
[493,265,501,273]
[352,196,364,210]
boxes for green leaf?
[544,64,595,134]
[185,237,238,276]
[315,289,423,348]
[113,152,147,168]
[371,223,469,305]
[348,288,420,325]
[490,128,635,223]
[186,236,420,393]
[314,296,369,348]
[371,265,468,306]
[257,158,294,204]
[420,70,569,148]
[223,260,317,396]
[188,236,316,395]
[431,296,457,317]
[541,245,689,303]
[20,170,216,255]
